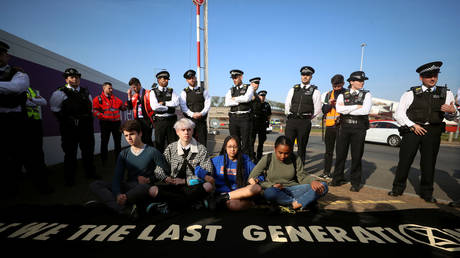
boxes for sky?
[2,0,460,103]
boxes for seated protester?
[148,118,214,211]
[90,120,168,217]
[249,135,328,211]
[211,135,262,211]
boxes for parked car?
[266,125,273,133]
[365,120,401,147]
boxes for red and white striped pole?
[193,0,204,87]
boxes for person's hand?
[441,101,456,114]
[411,124,427,136]
[310,180,325,194]
[273,183,283,189]
[204,175,215,185]
[159,101,165,105]
[172,178,186,185]
[192,113,202,119]
[164,177,174,184]
[137,176,150,184]
[248,178,259,185]
[328,99,336,105]
[116,194,127,206]
[127,88,132,99]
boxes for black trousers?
[22,119,49,181]
[285,118,312,163]
[323,126,337,175]
[156,183,208,210]
[154,115,178,153]
[229,114,253,158]
[251,120,268,161]
[391,125,442,198]
[188,117,208,147]
[332,126,367,187]
[99,120,121,163]
[137,118,153,146]
[59,117,95,184]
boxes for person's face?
[186,76,197,87]
[259,95,265,102]
[158,77,169,87]
[332,82,344,91]
[123,130,142,146]
[130,83,141,93]
[103,84,113,96]
[420,74,438,88]
[65,75,80,87]
[0,52,9,67]
[226,138,239,160]
[301,74,312,84]
[232,75,243,86]
[251,82,259,91]
[176,127,193,142]
[275,144,292,162]
[350,80,364,90]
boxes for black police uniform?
[389,61,457,202]
[182,69,209,146]
[331,71,371,191]
[52,68,97,186]
[251,91,271,161]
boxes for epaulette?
[410,86,423,95]
[293,84,301,89]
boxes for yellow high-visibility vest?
[325,90,339,127]
[26,88,41,120]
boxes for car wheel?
[387,135,401,147]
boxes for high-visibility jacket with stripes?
[92,92,124,121]
[26,87,41,120]
[324,90,340,127]
[127,90,155,124]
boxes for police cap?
[0,41,9,53]
[249,77,261,84]
[258,90,267,96]
[416,61,442,77]
[300,66,315,75]
[183,69,196,79]
[230,69,244,78]
[347,71,368,82]
[156,70,170,80]
[331,74,344,85]
[63,68,81,78]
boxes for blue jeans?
[263,182,328,209]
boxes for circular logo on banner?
[193,0,205,5]
[399,224,460,252]
[210,119,220,129]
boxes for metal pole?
[204,0,208,91]
[360,43,366,71]
[196,3,201,87]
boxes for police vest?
[0,66,28,108]
[153,86,175,114]
[230,84,251,112]
[340,89,370,128]
[184,86,205,113]
[26,88,41,120]
[406,86,446,125]
[58,86,92,119]
[342,88,369,106]
[324,90,340,127]
[253,98,270,120]
[289,84,316,115]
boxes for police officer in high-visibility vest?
[50,68,99,186]
[330,71,372,192]
[319,74,345,179]
[225,69,254,157]
[284,66,322,164]
[179,69,211,147]
[0,41,29,196]
[22,87,54,193]
[150,70,179,153]
[252,90,271,162]
[127,77,154,146]
[93,82,126,164]
[389,61,458,203]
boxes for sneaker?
[318,173,332,180]
[146,202,169,215]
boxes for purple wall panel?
[9,56,127,137]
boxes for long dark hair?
[220,135,246,188]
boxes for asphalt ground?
[5,134,459,217]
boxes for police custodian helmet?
[63,68,81,78]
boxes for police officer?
[284,66,322,164]
[389,61,458,202]
[179,69,211,146]
[249,77,261,160]
[252,90,271,162]
[319,74,345,179]
[50,68,99,186]
[224,69,254,157]
[93,82,126,165]
[330,71,372,192]
[0,41,29,195]
[150,70,179,153]
[127,77,154,146]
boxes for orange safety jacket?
[325,90,340,127]
[128,90,155,124]
[92,92,124,121]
